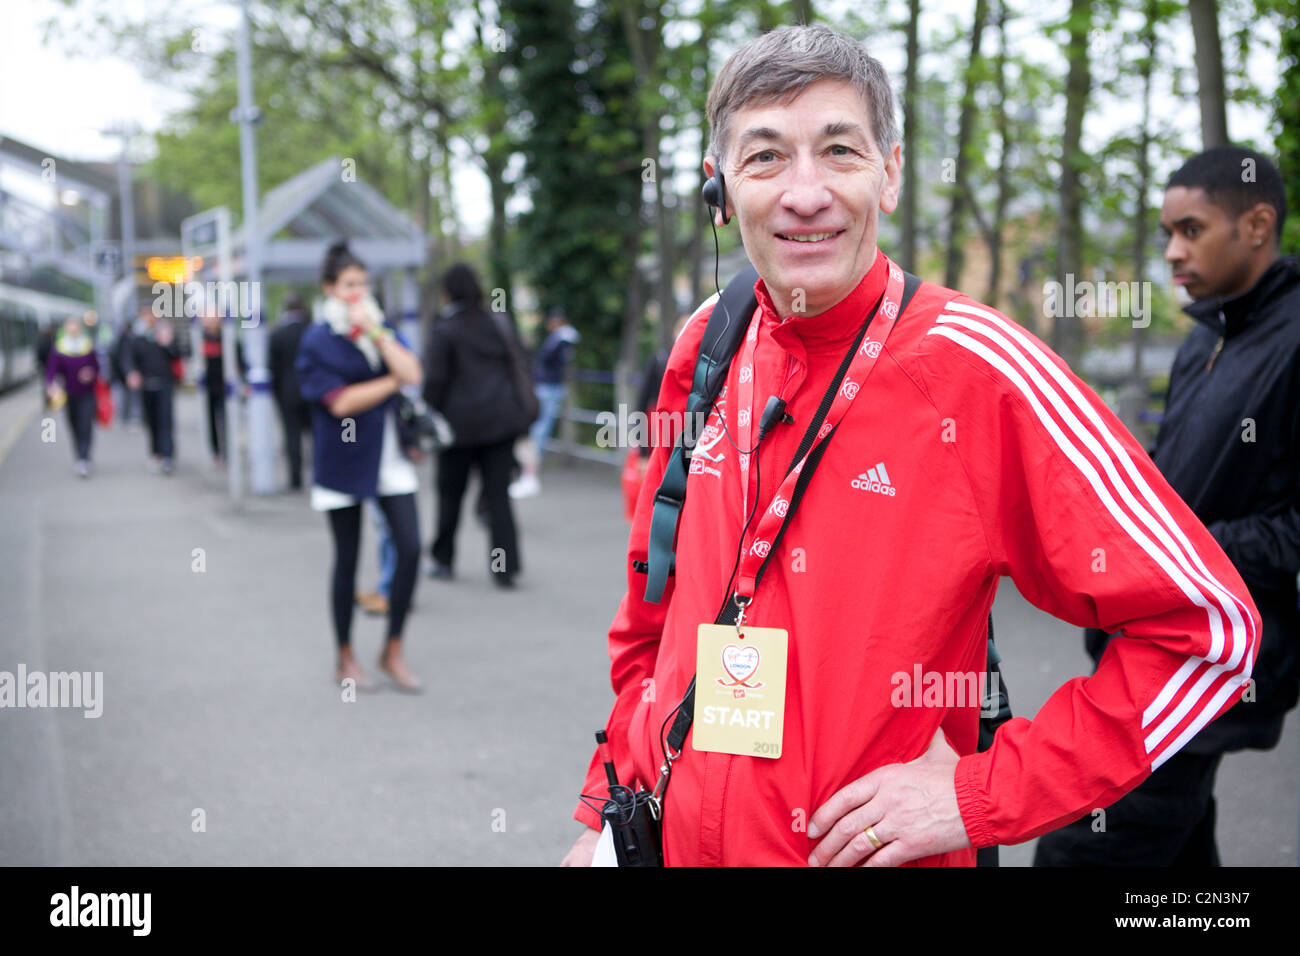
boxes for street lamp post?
[233,0,276,495]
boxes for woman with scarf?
[45,314,101,477]
[295,241,424,691]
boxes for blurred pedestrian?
[198,304,247,466]
[268,291,312,490]
[356,499,395,616]
[423,262,527,586]
[44,314,100,477]
[35,324,56,409]
[125,306,180,474]
[296,241,424,691]
[109,320,139,427]
[511,307,579,498]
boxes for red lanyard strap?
[733,257,907,608]
[657,261,921,800]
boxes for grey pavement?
[0,380,1295,866]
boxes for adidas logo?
[850,462,897,497]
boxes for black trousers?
[1032,750,1223,866]
[276,396,311,488]
[325,493,420,648]
[206,389,226,458]
[65,391,96,462]
[140,387,175,459]
[432,439,520,578]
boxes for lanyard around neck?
[731,256,907,619]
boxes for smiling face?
[705,78,900,317]
[1160,186,1273,302]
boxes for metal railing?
[548,367,625,467]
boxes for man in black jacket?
[268,292,312,489]
[1036,146,1299,866]
[124,305,181,474]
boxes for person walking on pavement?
[44,314,101,477]
[109,319,139,427]
[269,291,313,490]
[356,499,397,617]
[510,307,579,499]
[35,324,56,410]
[125,305,180,475]
[1034,146,1300,866]
[198,303,247,467]
[296,241,424,691]
[423,262,527,586]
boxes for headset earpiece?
[702,171,730,226]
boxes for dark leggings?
[141,387,175,459]
[206,390,226,458]
[326,493,420,648]
[65,391,96,461]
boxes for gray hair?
[706,24,900,171]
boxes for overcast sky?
[0,0,1282,239]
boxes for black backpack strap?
[977,615,1011,868]
[979,616,1012,750]
[643,265,759,603]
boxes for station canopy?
[229,156,425,282]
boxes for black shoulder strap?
[642,265,759,603]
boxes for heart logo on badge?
[721,644,761,686]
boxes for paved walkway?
[0,380,1294,865]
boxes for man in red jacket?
[564,24,1260,867]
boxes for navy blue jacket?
[532,324,579,385]
[296,321,410,498]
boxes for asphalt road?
[0,380,1294,865]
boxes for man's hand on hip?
[806,728,971,867]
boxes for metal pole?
[216,209,243,502]
[113,126,137,321]
[234,0,276,495]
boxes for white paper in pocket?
[590,822,619,867]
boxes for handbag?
[484,311,541,430]
[396,392,454,449]
[94,379,114,428]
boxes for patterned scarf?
[55,329,93,357]
[321,294,385,370]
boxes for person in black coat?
[422,263,529,587]
[268,292,312,489]
[1035,146,1300,867]
[124,305,181,474]
[198,303,248,465]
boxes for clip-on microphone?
[758,395,793,442]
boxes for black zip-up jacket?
[1088,256,1300,753]
[423,302,529,447]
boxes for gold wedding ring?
[864,825,884,849]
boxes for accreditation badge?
[692,623,788,759]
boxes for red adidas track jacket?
[575,252,1260,866]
